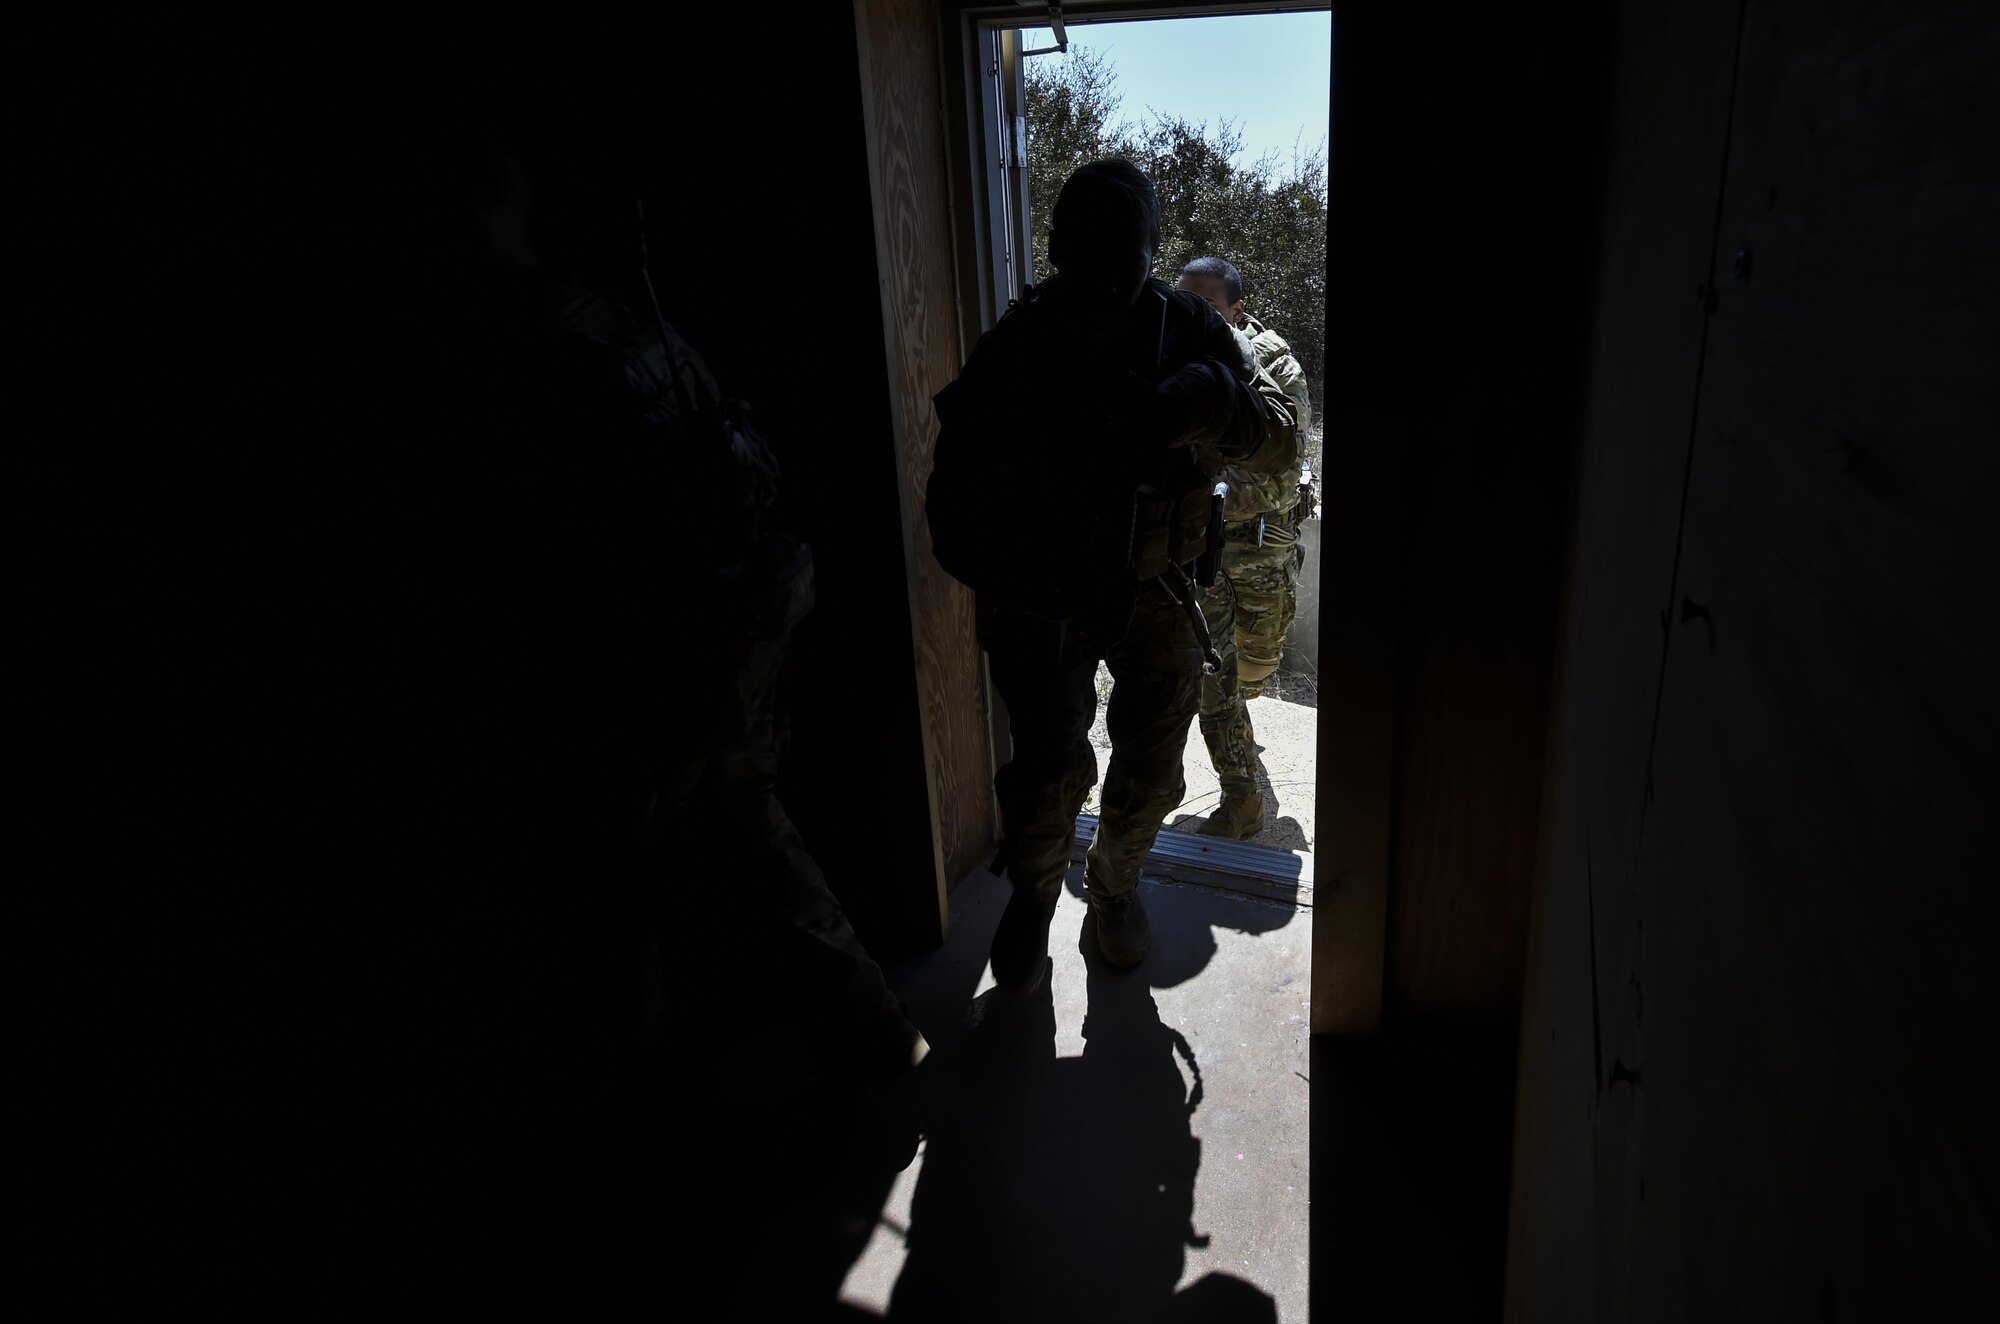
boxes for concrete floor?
[841,862,1311,1322]
[1083,661,1320,855]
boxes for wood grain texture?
[1379,2,1615,1019]
[1503,2,1750,1317]
[1509,0,2000,1316]
[1310,7,1393,1035]
[1321,6,1613,1030]
[854,0,995,922]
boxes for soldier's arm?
[1265,346,1312,442]
[1197,310,1299,476]
[1150,301,1298,472]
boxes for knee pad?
[1238,656,1278,688]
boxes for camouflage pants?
[985,579,1204,906]
[647,556,914,1091]
[1197,516,1301,799]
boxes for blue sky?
[1018,10,1331,172]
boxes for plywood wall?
[1317,5,1615,1031]
[1508,1,2000,1316]
[855,0,996,913]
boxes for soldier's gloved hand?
[1151,362,1227,447]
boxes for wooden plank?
[1309,5,1393,1036]
[1610,1,2000,1315]
[854,0,997,940]
[1511,0,2000,1316]
[1503,0,1751,1317]
[1381,7,1617,1025]
[1320,5,1616,1032]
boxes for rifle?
[1095,284,1174,575]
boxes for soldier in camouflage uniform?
[376,132,926,1123]
[1173,258,1315,840]
[928,163,1298,993]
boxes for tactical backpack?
[925,285,1199,626]
[926,375,1141,624]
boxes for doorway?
[845,5,1334,1317]
[1011,13,1330,870]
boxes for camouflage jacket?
[928,276,1298,616]
[385,263,807,786]
[548,279,811,774]
[1220,313,1312,522]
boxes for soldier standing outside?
[1173,256,1315,840]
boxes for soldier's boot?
[1088,887,1151,967]
[1199,792,1266,840]
[1083,816,1158,966]
[1199,684,1263,842]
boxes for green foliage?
[1024,47,1327,424]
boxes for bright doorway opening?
[1019,11,1330,868]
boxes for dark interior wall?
[1507,1,2000,1317]
[1302,5,1618,1312]
[1322,3,1616,1028]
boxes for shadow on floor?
[1062,873,1300,994]
[1256,668,1319,710]
[1162,746,1312,854]
[883,913,1276,1323]
[1167,811,1312,854]
[888,861,1301,1032]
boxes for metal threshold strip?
[1074,813,1312,908]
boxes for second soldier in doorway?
[927,161,1298,993]
[1175,257,1315,840]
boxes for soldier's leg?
[686,595,924,1090]
[1197,561,1259,802]
[1234,522,1300,700]
[984,608,1100,989]
[1088,581,1205,903]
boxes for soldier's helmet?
[1049,158,1161,314]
